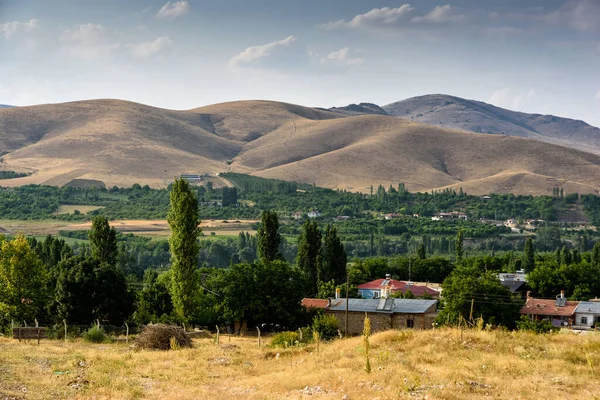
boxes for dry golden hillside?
[0,98,599,195]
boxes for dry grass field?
[56,205,105,215]
[1,329,600,399]
[2,99,600,195]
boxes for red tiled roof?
[520,298,578,317]
[301,298,329,309]
[357,279,439,296]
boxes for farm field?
[1,329,600,399]
[56,205,105,215]
[0,219,258,238]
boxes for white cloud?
[127,36,173,58]
[0,19,38,39]
[229,36,298,68]
[411,5,466,23]
[60,23,121,60]
[488,88,537,111]
[157,1,189,19]
[321,48,365,66]
[320,4,414,29]
[540,0,600,32]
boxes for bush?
[83,326,109,343]
[135,324,192,350]
[312,314,339,340]
[516,315,556,334]
[271,331,300,348]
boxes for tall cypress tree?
[318,225,347,286]
[523,237,535,273]
[257,210,282,263]
[455,230,464,262]
[168,177,201,321]
[89,216,118,265]
[296,220,322,294]
[592,242,600,268]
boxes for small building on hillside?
[326,298,438,334]
[383,213,401,220]
[520,292,578,328]
[335,216,351,221]
[358,275,439,299]
[307,211,322,218]
[291,212,303,220]
[431,211,468,221]
[573,302,600,330]
[498,271,528,297]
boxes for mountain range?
[0,96,599,195]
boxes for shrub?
[312,314,339,341]
[136,324,192,350]
[83,326,109,343]
[270,331,300,348]
[516,315,556,334]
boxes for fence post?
[10,320,14,339]
[215,325,220,345]
[37,328,41,346]
[125,323,129,345]
[298,328,302,342]
[257,327,261,347]
[63,319,67,343]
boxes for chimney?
[335,288,341,300]
[560,290,565,299]
[385,273,391,280]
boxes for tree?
[257,210,282,263]
[319,225,347,286]
[592,241,600,268]
[436,265,521,329]
[455,230,464,262]
[0,235,49,323]
[296,220,322,294]
[168,177,201,321]
[134,269,174,324]
[55,256,133,325]
[89,216,118,265]
[417,243,426,260]
[523,237,535,273]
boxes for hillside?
[384,94,600,154]
[328,102,389,116]
[1,98,600,195]
[1,329,599,399]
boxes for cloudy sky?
[1,0,599,125]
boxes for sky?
[1,0,599,125]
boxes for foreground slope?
[1,98,600,194]
[384,94,600,154]
[1,329,599,399]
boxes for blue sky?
[1,0,599,125]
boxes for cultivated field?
[1,329,599,399]
[0,219,258,238]
[56,205,105,215]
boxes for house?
[504,218,519,229]
[357,274,440,299]
[431,211,468,221]
[383,213,401,220]
[300,298,329,310]
[291,212,303,220]
[307,211,321,218]
[481,195,491,200]
[520,291,579,328]
[326,298,438,334]
[573,302,600,330]
[335,216,351,221]
[498,271,528,296]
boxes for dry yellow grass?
[2,99,600,195]
[1,328,599,399]
[56,205,105,215]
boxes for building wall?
[326,310,435,335]
[573,312,598,329]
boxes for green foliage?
[455,230,464,262]
[134,269,174,325]
[319,225,347,286]
[89,216,118,265]
[297,220,322,294]
[270,331,301,348]
[0,171,30,180]
[311,314,339,341]
[523,237,535,273]
[82,326,109,343]
[168,178,201,322]
[527,257,600,300]
[257,210,282,263]
[516,315,556,334]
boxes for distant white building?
[431,211,467,221]
[307,211,322,218]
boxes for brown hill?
[0,98,599,195]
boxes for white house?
[307,211,321,218]
[573,301,600,330]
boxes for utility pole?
[345,272,349,337]
[469,298,474,322]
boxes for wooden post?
[125,323,129,345]
[96,319,100,329]
[469,298,474,322]
[18,327,21,342]
[345,273,350,337]
[298,328,302,342]
[215,325,220,345]
[257,326,261,347]
[10,320,14,339]
[37,328,41,345]
[63,319,67,343]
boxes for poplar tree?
[455,230,464,262]
[318,225,347,286]
[168,177,201,321]
[592,242,600,268]
[296,220,322,293]
[89,216,118,265]
[523,237,535,273]
[257,210,282,263]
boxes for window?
[406,319,414,328]
[581,316,588,325]
[373,291,380,299]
